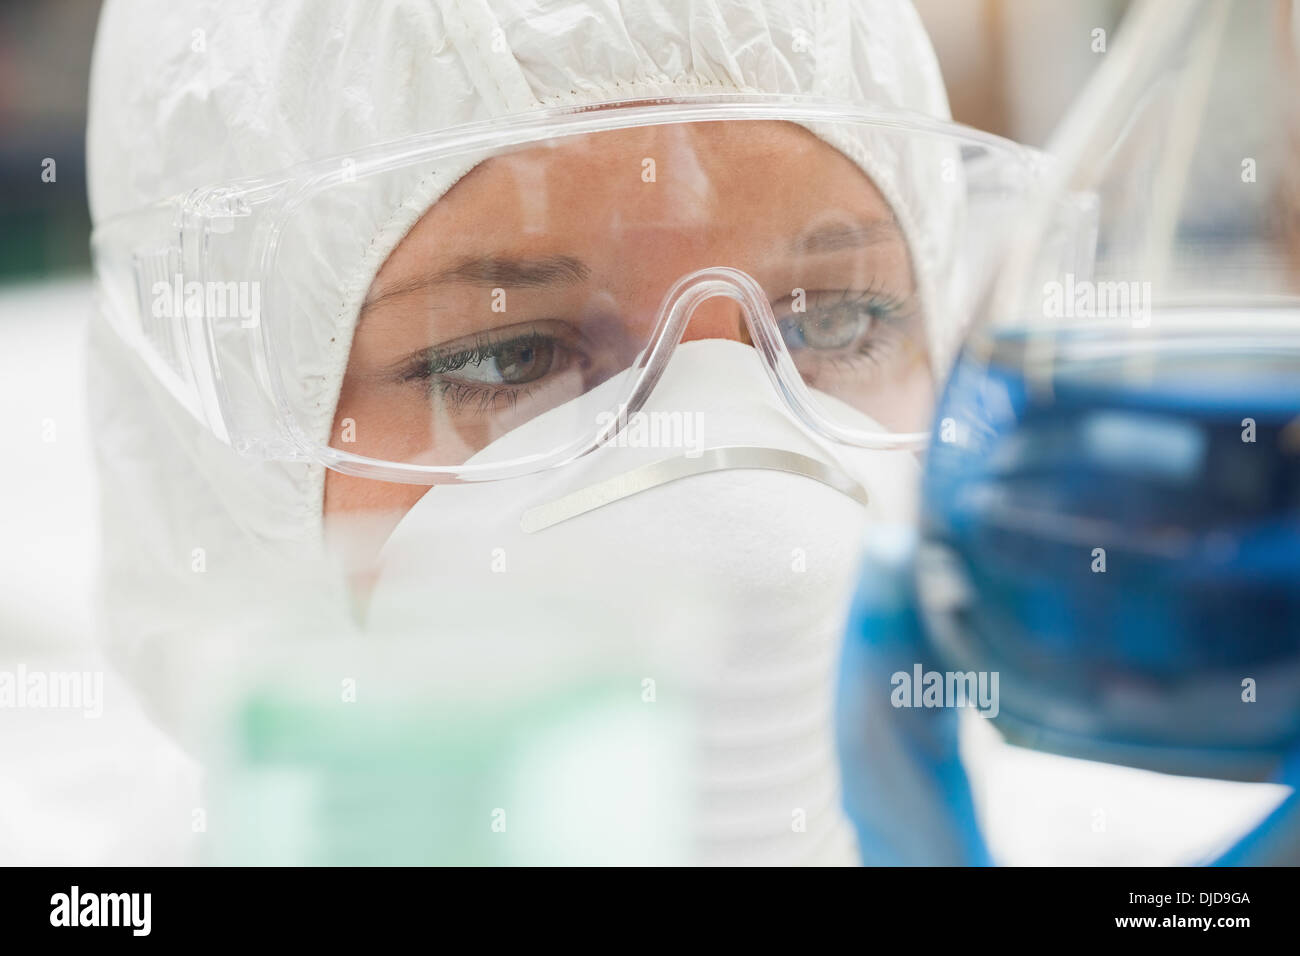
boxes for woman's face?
[324,120,930,531]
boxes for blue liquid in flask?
[919,313,1300,779]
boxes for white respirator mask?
[364,338,918,865]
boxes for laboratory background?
[0,0,1294,867]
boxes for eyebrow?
[361,254,591,315]
[360,219,903,317]
[787,218,905,255]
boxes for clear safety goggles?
[92,96,1079,484]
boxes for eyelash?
[428,379,533,414]
[398,329,556,413]
[778,286,916,361]
[397,286,918,412]
[403,330,553,378]
[784,285,912,324]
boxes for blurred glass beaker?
[918,0,1300,782]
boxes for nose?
[678,292,751,345]
[656,267,773,352]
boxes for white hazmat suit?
[86,0,954,865]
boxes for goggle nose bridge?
[612,266,814,437]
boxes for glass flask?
[918,0,1300,785]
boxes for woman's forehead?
[376,120,909,292]
[456,120,896,217]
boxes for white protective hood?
[85,0,951,751]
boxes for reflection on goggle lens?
[331,121,935,469]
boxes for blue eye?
[777,288,907,353]
[780,305,874,351]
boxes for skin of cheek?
[323,468,428,519]
[323,376,432,526]
[882,358,936,432]
[323,469,428,551]
[322,468,429,606]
